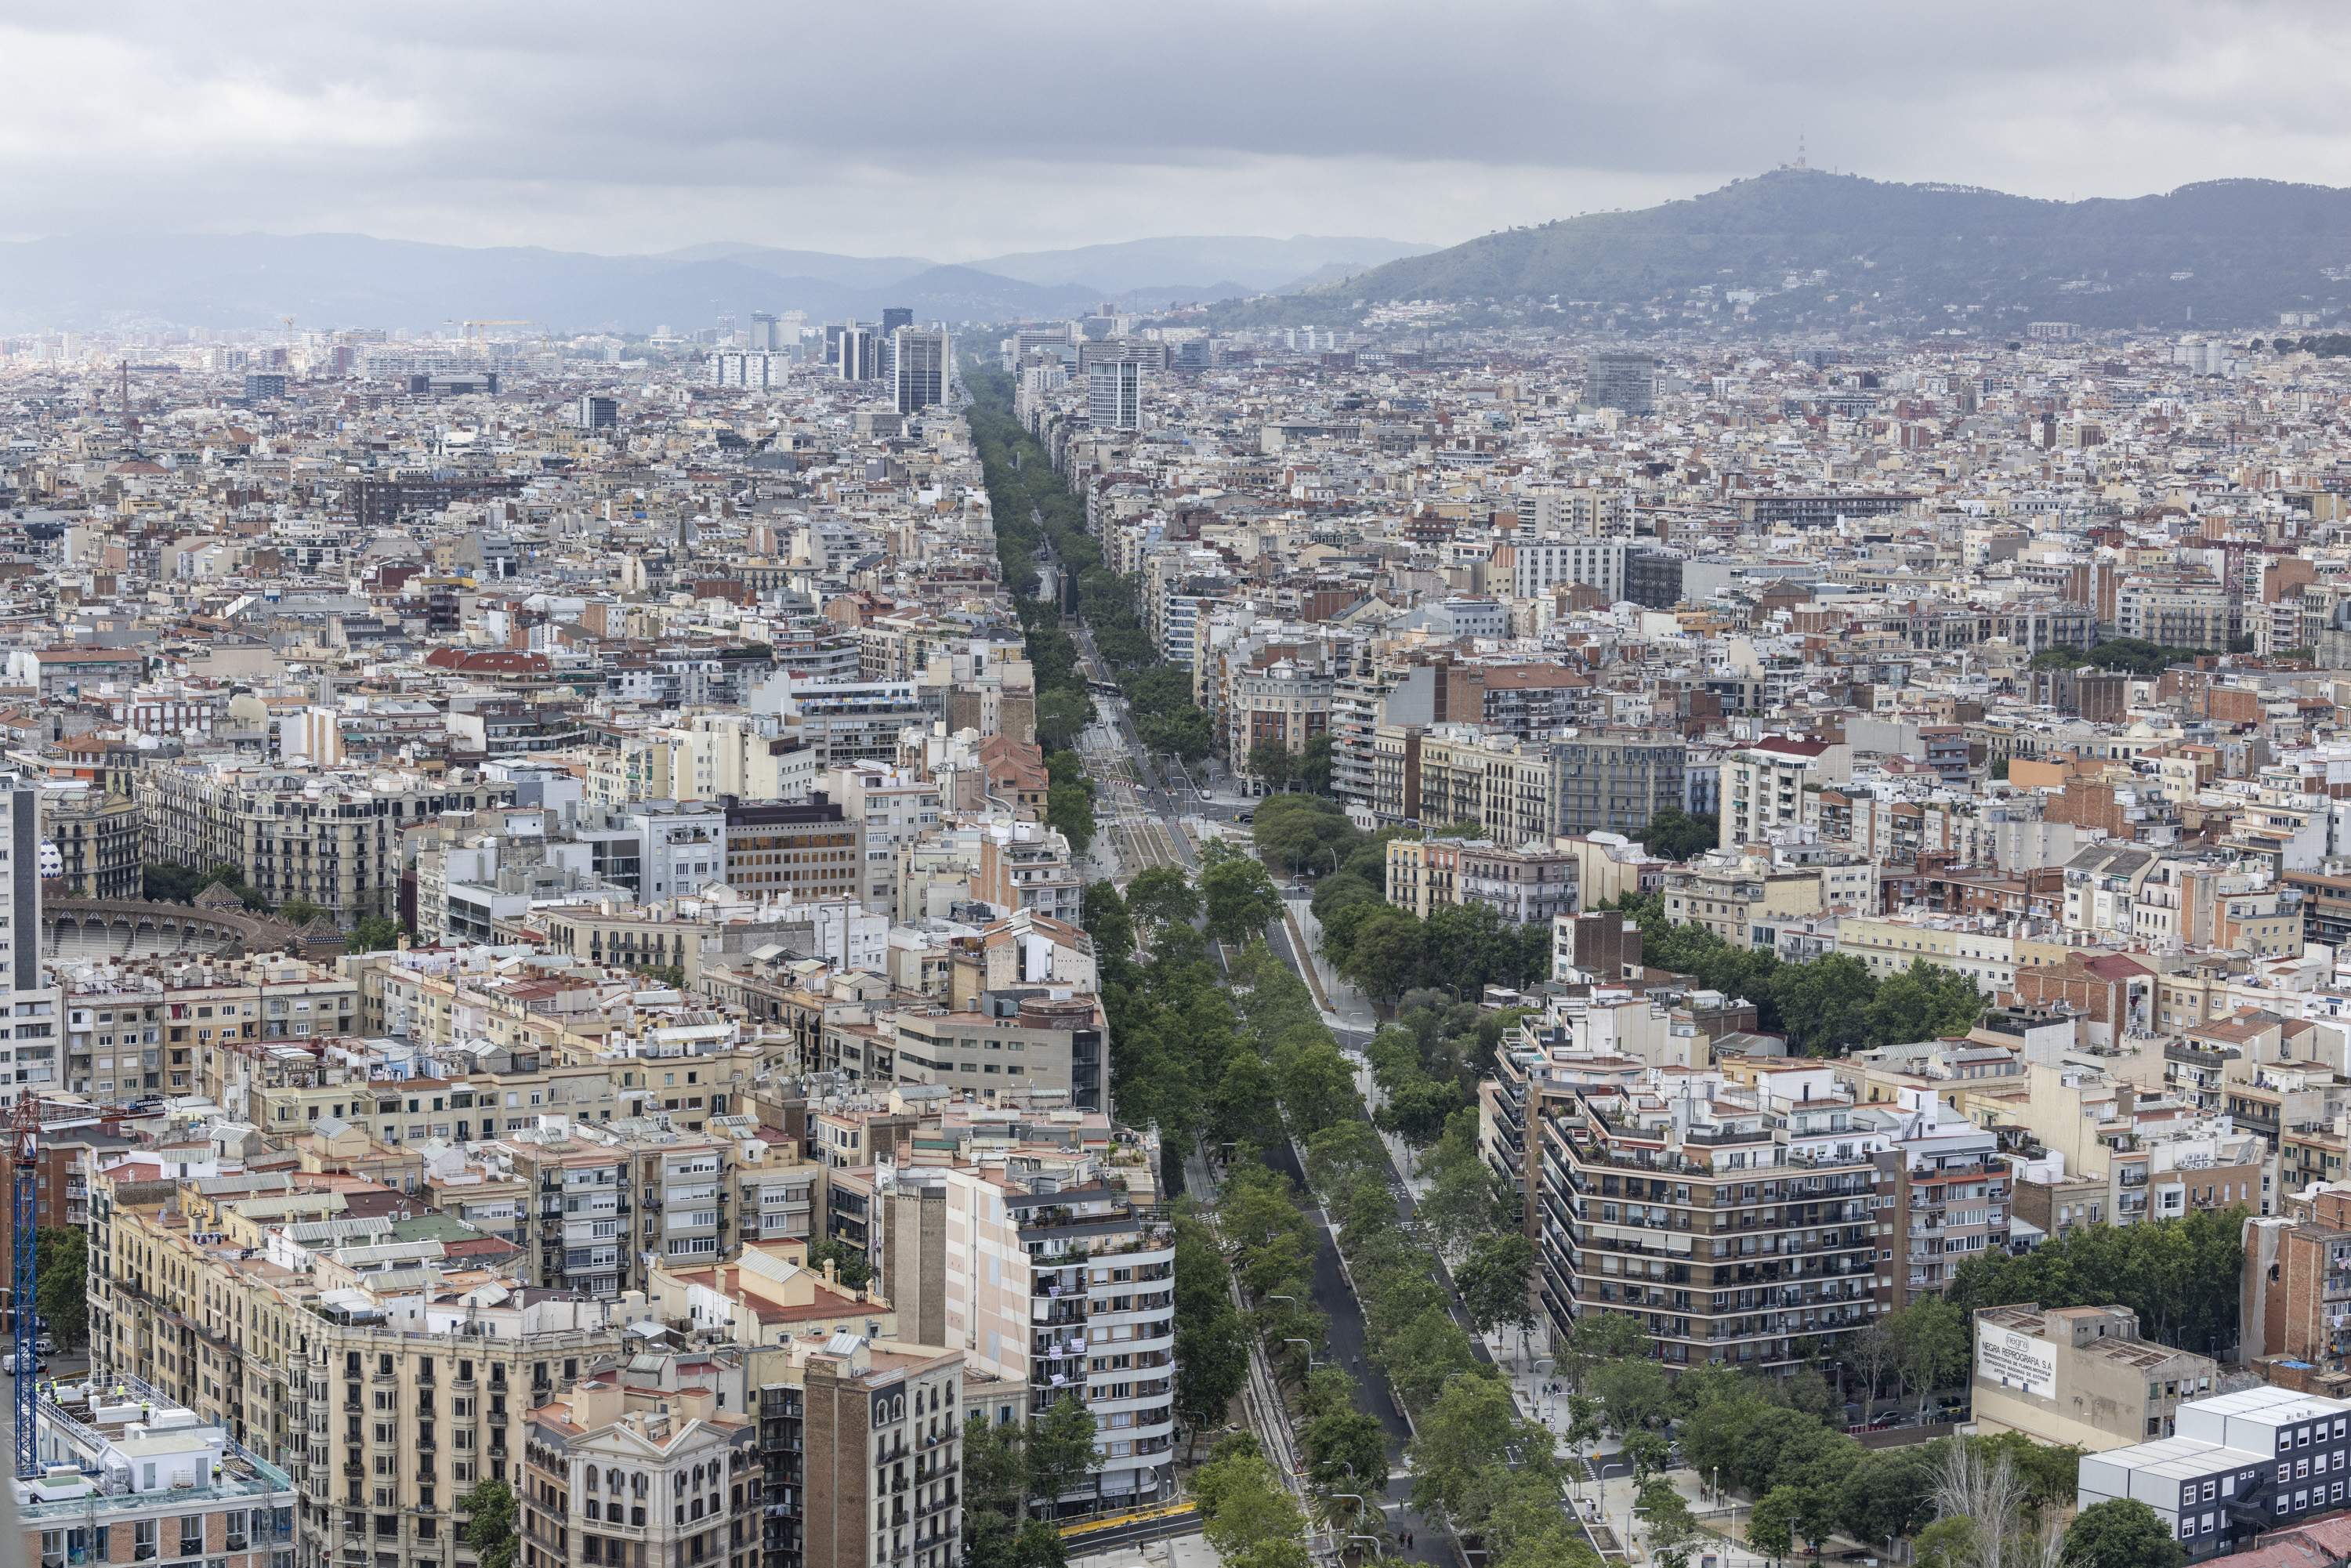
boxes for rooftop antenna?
[1795,129,1808,171]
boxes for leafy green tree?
[2062,1497,2185,1568]
[1195,1443,1310,1563]
[805,1237,872,1290]
[1563,1394,1603,1478]
[1867,959,1985,1045]
[1045,782,1096,856]
[1408,1374,1544,1528]
[1621,1426,1672,1480]
[348,914,406,953]
[277,896,326,927]
[143,861,268,909]
[1309,871,1380,932]
[1024,1394,1098,1510]
[1303,1407,1389,1492]
[1278,1045,1360,1138]
[1175,1304,1250,1457]
[963,1412,1032,1567]
[1947,1204,2242,1354]
[1563,1309,1650,1389]
[1209,1050,1288,1154]
[1590,1355,1672,1434]
[1337,905,1429,1005]
[1080,880,1135,959]
[1009,1520,1067,1568]
[1788,1485,1842,1559]
[1636,1477,1698,1558]
[1418,1117,1510,1258]
[1639,808,1719,860]
[1747,1485,1802,1566]
[34,1226,87,1349]
[1971,1430,2088,1521]
[1380,1304,1486,1415]
[1454,1231,1538,1339]
[1245,739,1298,791]
[1886,1298,1970,1412]
[1912,1516,1978,1568]
[1124,866,1199,939]
[1835,1445,1940,1552]
[1201,855,1284,947]
[1302,1117,1388,1194]
[1253,795,1361,875]
[457,1479,518,1568]
[1035,689,1091,751]
[1770,954,1878,1056]
[1137,704,1212,762]
[1299,732,1336,795]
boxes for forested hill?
[1244,169,2351,331]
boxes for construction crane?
[10,1094,146,1478]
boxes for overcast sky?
[5,0,2346,259]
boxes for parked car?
[35,1334,57,1355]
[2,1353,45,1375]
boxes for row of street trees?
[964,364,1214,765]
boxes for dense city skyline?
[16,9,2351,1567]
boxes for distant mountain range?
[1239,169,2351,330]
[0,232,1431,335]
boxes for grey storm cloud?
[4,0,2349,255]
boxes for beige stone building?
[138,760,511,922]
[1971,1302,2219,1450]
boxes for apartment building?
[929,1157,1175,1512]
[1720,738,1846,850]
[138,762,511,922]
[824,990,1106,1113]
[42,780,143,898]
[495,1122,731,1295]
[1871,1090,2012,1311]
[1532,1063,1886,1371]
[519,1378,758,1568]
[17,1381,296,1568]
[792,1336,965,1568]
[1385,835,1575,925]
[768,679,932,768]
[59,954,362,1103]
[726,798,866,904]
[1551,730,1687,838]
[1835,913,2069,997]
[89,1169,639,1568]
[1228,661,1333,780]
[971,822,1082,928]
[0,771,57,1109]
[2244,1188,2351,1380]
[1664,851,1842,951]
[823,764,943,914]
[625,1256,967,1568]
[1498,537,1628,600]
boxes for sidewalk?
[1284,890,1380,1035]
